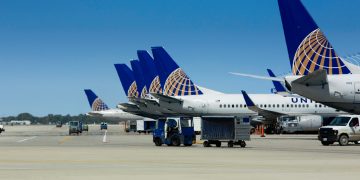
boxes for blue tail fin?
[151,46,203,96]
[267,69,287,93]
[114,64,139,97]
[137,50,163,94]
[278,0,351,75]
[130,60,147,98]
[84,89,109,111]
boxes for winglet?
[241,90,255,107]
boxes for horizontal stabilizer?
[292,69,328,86]
[150,93,183,104]
[230,72,284,82]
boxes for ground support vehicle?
[153,117,195,147]
[0,125,5,134]
[100,122,108,130]
[68,121,81,135]
[82,124,89,132]
[125,120,137,132]
[56,121,62,128]
[136,119,156,134]
[201,116,251,148]
[318,115,360,146]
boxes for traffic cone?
[261,125,266,137]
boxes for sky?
[1,0,360,116]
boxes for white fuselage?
[87,109,144,121]
[156,93,345,118]
[285,74,360,114]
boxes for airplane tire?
[227,141,234,147]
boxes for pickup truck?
[318,115,360,146]
[0,125,4,134]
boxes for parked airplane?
[84,89,145,121]
[280,0,360,114]
[232,0,360,114]
[115,47,344,132]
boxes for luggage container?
[201,116,251,148]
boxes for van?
[318,115,360,146]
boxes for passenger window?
[315,104,317,108]
[319,105,322,108]
[228,104,230,108]
[350,118,359,127]
[240,104,243,108]
[260,104,263,108]
[244,105,247,108]
[220,104,222,108]
[277,104,279,108]
[286,104,289,108]
[232,104,234,108]
[290,104,293,108]
[236,104,238,108]
[307,104,309,108]
[294,104,297,108]
[282,104,284,108]
[264,105,267,108]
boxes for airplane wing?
[87,112,104,117]
[150,93,183,104]
[229,72,284,82]
[292,69,328,86]
[241,90,285,123]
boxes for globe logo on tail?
[92,98,109,111]
[149,76,162,94]
[127,81,139,98]
[293,28,351,75]
[163,68,203,96]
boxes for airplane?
[84,89,145,121]
[279,0,360,114]
[114,47,345,132]
[232,0,360,114]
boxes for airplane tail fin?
[267,69,287,93]
[130,60,147,98]
[278,0,351,75]
[114,64,139,98]
[84,89,109,111]
[137,50,163,94]
[151,46,203,96]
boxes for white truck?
[278,115,323,133]
[0,125,5,134]
[318,115,360,146]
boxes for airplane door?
[354,82,360,102]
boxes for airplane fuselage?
[157,93,345,117]
[286,74,360,114]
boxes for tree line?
[0,113,119,124]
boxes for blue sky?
[1,0,360,116]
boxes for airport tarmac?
[0,125,359,180]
